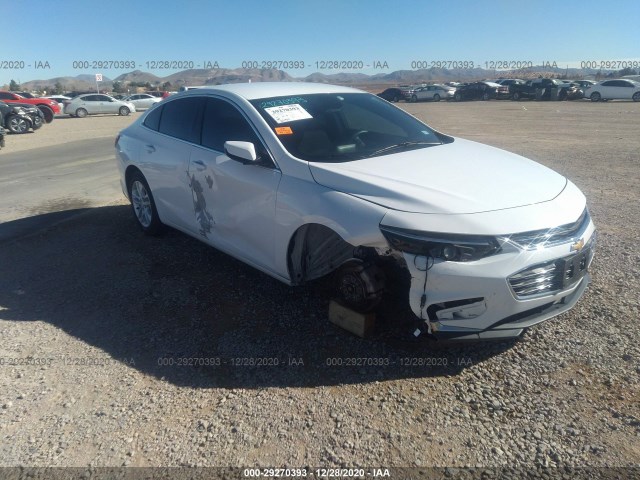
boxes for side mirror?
[224,141,258,164]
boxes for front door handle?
[192,159,206,170]
[145,144,155,153]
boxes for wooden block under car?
[328,300,375,338]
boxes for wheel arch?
[286,223,359,285]
[124,164,145,200]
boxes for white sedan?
[44,95,72,112]
[584,79,640,102]
[115,83,595,341]
[409,84,455,102]
[64,94,136,117]
[122,93,163,110]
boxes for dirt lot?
[0,100,639,476]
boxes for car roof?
[178,82,363,100]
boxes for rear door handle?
[145,144,155,153]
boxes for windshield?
[250,93,442,162]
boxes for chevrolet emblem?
[570,238,585,252]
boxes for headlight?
[380,225,501,262]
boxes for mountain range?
[11,66,605,92]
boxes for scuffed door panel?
[188,145,282,272]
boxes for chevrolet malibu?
[115,83,595,341]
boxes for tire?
[512,92,520,101]
[392,95,399,102]
[31,115,43,130]
[7,114,30,134]
[119,106,131,116]
[482,92,490,101]
[76,108,88,118]
[633,92,640,102]
[37,105,54,123]
[128,170,163,235]
[433,94,440,102]
[411,95,418,103]
[454,92,462,101]
[590,92,601,102]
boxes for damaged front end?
[376,210,596,341]
[287,224,386,312]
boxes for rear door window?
[158,96,205,143]
[143,105,163,131]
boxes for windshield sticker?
[265,104,313,124]
[259,97,307,109]
[275,126,293,135]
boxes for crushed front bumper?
[402,229,596,341]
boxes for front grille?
[509,260,563,298]
[509,239,593,299]
[505,208,590,250]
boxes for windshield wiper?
[365,141,439,158]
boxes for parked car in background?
[0,101,42,134]
[453,82,506,101]
[400,85,418,99]
[44,95,72,112]
[376,88,404,102]
[583,79,640,102]
[509,78,582,101]
[9,103,44,130]
[0,125,5,148]
[123,93,163,110]
[147,91,171,99]
[64,91,92,99]
[116,82,595,341]
[407,84,455,102]
[567,80,596,90]
[494,79,525,87]
[0,91,60,123]
[509,78,583,100]
[178,86,207,92]
[44,95,71,103]
[63,94,136,117]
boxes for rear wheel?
[392,95,400,102]
[482,92,490,101]
[76,108,88,118]
[590,92,601,102]
[128,171,163,235]
[433,94,441,102]
[411,95,418,103]
[454,92,462,101]
[37,105,55,123]
[7,115,30,134]
[119,106,130,116]
[512,92,521,101]
[633,92,640,102]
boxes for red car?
[147,90,171,99]
[0,91,60,123]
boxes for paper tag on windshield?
[265,104,312,124]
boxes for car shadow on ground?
[0,205,517,388]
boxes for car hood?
[308,138,567,214]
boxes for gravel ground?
[0,100,638,476]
